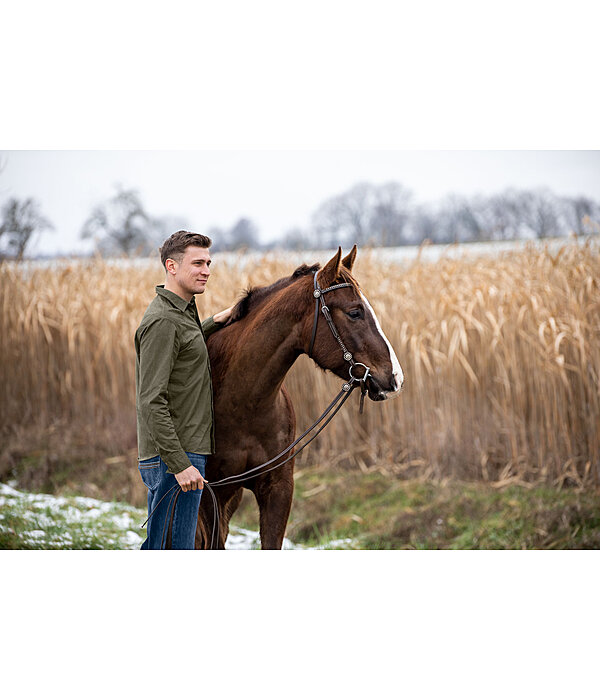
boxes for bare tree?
[485,189,525,240]
[409,203,439,244]
[311,182,375,247]
[280,226,313,250]
[0,197,53,260]
[207,218,260,251]
[206,225,228,252]
[299,183,599,250]
[81,185,160,256]
[228,217,259,250]
[368,182,413,246]
[149,215,192,252]
[561,196,600,235]
[514,188,561,239]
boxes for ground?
[4,468,597,550]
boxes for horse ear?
[342,244,357,271]
[319,247,343,287]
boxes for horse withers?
[195,245,404,549]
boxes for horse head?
[306,246,404,401]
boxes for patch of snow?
[24,512,55,528]
[123,530,143,547]
[225,527,260,550]
[40,533,74,547]
[22,529,46,539]
[310,538,355,550]
[225,527,299,550]
[81,508,103,519]
[111,513,135,529]
[2,483,357,550]
[0,483,21,497]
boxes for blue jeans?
[138,452,206,550]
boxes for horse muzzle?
[366,371,404,401]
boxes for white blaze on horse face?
[360,292,404,398]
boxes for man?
[135,230,232,549]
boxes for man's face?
[169,246,211,296]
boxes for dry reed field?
[1,239,599,504]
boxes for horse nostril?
[392,373,404,393]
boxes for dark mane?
[227,262,321,325]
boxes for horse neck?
[217,305,306,409]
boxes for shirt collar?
[155,285,195,312]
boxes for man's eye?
[347,309,363,320]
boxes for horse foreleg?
[254,469,294,550]
[219,488,243,547]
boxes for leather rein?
[141,270,371,548]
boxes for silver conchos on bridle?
[308,270,371,395]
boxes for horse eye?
[347,308,363,320]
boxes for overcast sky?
[2,150,599,256]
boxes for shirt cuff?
[162,450,193,474]
[201,315,223,338]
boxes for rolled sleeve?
[201,315,223,339]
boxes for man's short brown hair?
[159,230,212,268]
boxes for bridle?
[142,268,374,549]
[308,270,372,397]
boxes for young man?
[135,231,233,549]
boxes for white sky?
[2,150,599,255]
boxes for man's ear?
[165,258,178,275]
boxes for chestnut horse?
[195,246,404,549]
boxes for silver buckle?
[349,362,370,382]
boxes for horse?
[195,245,404,549]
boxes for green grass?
[3,466,600,549]
[231,467,600,549]
[0,483,146,549]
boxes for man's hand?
[213,306,234,324]
[175,465,207,492]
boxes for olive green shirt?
[135,285,223,474]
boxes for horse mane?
[208,258,361,385]
[226,262,321,325]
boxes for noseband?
[308,270,371,395]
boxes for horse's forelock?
[334,265,361,296]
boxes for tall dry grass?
[1,240,599,497]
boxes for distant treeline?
[277,182,600,251]
[1,181,599,259]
